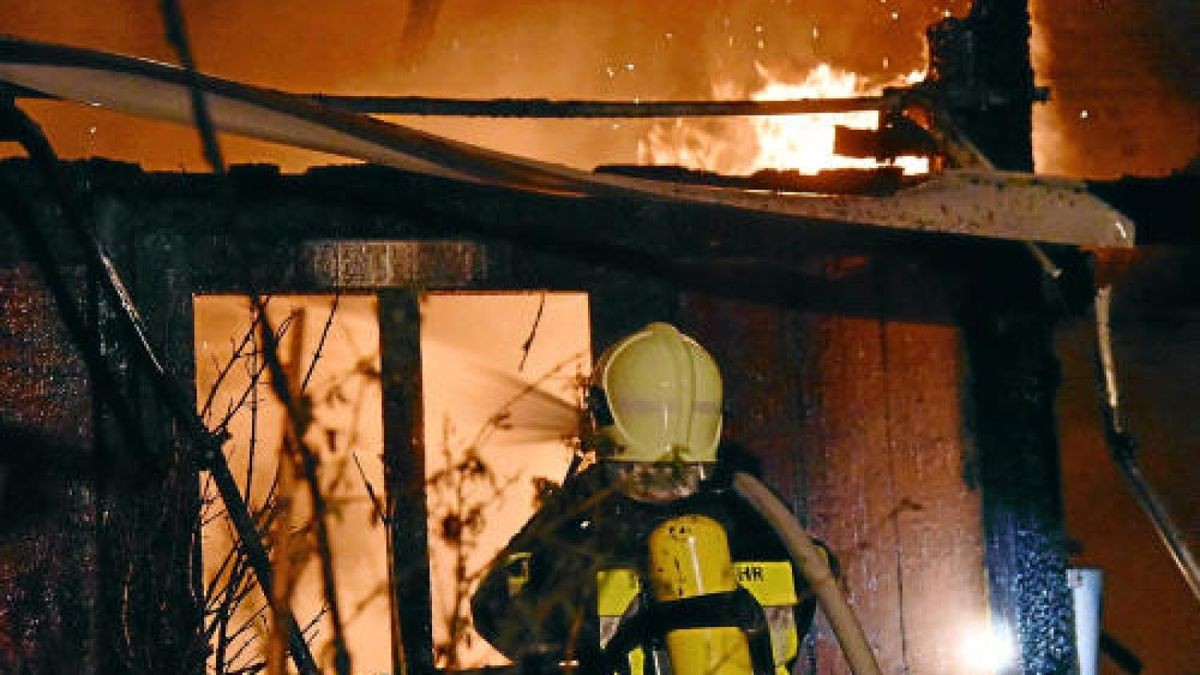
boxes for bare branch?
[517,293,546,372]
[301,293,341,393]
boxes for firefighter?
[471,323,825,675]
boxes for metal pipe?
[1094,285,1200,604]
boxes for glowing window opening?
[420,291,592,670]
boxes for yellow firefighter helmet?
[590,323,723,464]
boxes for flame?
[639,64,929,176]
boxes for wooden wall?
[0,158,1079,674]
[683,255,989,675]
[0,264,96,674]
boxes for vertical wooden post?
[945,0,1078,668]
[962,247,1076,674]
[378,289,432,675]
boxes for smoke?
[1030,0,1200,177]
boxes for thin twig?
[517,293,547,372]
[246,315,261,501]
[352,451,389,527]
[212,315,297,436]
[256,305,354,675]
[201,299,272,419]
[141,2,325,663]
[301,293,341,393]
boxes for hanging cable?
[157,0,355,672]
[1093,286,1200,603]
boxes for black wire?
[158,0,226,177]
[1099,631,1143,674]
[155,2,351,672]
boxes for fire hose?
[732,472,884,675]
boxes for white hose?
[732,473,883,675]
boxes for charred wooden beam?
[3,81,896,118]
[942,1,1079,672]
[378,290,434,675]
[594,165,916,196]
[961,246,1077,674]
[308,93,895,118]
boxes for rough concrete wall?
[1031,0,1200,178]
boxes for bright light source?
[959,623,1016,673]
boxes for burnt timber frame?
[938,0,1079,671]
[0,149,1091,674]
[0,4,1091,668]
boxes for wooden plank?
[677,296,806,513]
[784,255,991,675]
[800,308,904,675]
[680,290,909,675]
[880,260,987,674]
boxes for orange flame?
[639,64,928,176]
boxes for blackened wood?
[378,289,433,675]
[308,93,893,118]
[771,255,989,675]
[126,196,223,674]
[794,259,904,674]
[1087,174,1200,245]
[961,246,1076,674]
[929,1,1037,171]
[877,258,987,673]
[945,0,1077,670]
[0,264,96,675]
[676,297,808,516]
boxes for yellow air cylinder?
[647,514,752,675]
